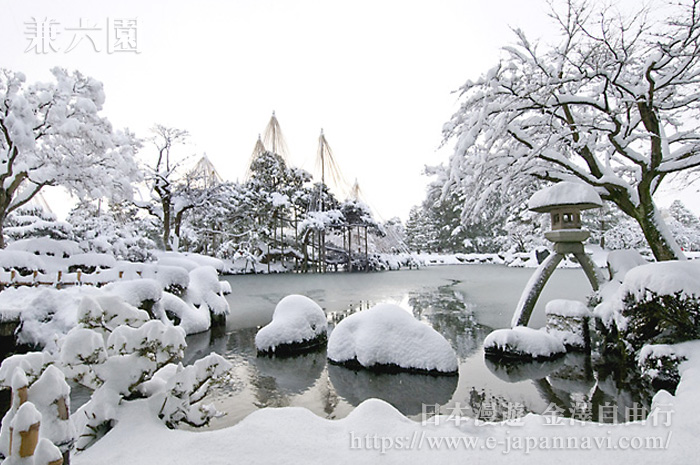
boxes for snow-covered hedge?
[66,253,117,273]
[327,304,458,375]
[6,238,81,259]
[0,250,46,276]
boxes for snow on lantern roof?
[528,181,602,213]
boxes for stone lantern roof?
[528,181,602,213]
[528,182,603,244]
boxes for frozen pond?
[184,264,650,429]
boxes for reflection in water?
[485,356,566,383]
[408,281,491,359]
[328,364,458,416]
[253,351,325,397]
[486,352,654,423]
[181,266,654,428]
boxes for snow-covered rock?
[545,299,591,350]
[327,303,458,375]
[255,295,328,355]
[484,326,566,360]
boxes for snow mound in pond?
[484,326,566,360]
[255,295,327,354]
[327,303,458,374]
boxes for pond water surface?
[185,265,653,429]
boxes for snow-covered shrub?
[5,238,81,259]
[4,206,72,243]
[60,296,229,451]
[103,279,163,318]
[595,261,700,358]
[154,354,231,428]
[141,265,190,297]
[483,326,566,361]
[638,344,686,392]
[255,295,327,355]
[68,200,158,263]
[185,266,229,326]
[0,250,46,277]
[155,292,210,334]
[66,253,117,274]
[327,303,458,375]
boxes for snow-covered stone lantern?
[529,181,602,247]
[511,181,603,328]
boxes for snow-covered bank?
[72,340,700,464]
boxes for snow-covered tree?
[68,200,158,261]
[666,199,700,251]
[140,125,190,251]
[0,68,141,248]
[404,205,438,253]
[4,205,72,242]
[442,0,700,261]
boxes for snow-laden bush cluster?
[0,244,231,348]
[0,293,232,459]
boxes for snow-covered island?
[328,303,458,375]
[255,295,328,356]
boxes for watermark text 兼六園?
[24,17,140,54]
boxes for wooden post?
[16,385,28,406]
[19,422,40,458]
[57,396,69,421]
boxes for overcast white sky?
[1,0,696,221]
